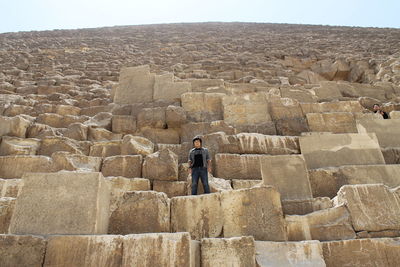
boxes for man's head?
[373,104,381,111]
[192,137,202,148]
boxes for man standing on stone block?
[188,136,211,195]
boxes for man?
[373,104,389,119]
[188,136,211,195]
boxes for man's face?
[194,140,201,148]
[373,105,380,111]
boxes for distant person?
[188,137,211,195]
[373,104,389,119]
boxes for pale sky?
[1,0,399,33]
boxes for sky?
[1,0,399,33]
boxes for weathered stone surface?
[153,73,191,101]
[281,197,332,215]
[89,140,121,157]
[181,92,225,122]
[0,115,31,138]
[9,172,110,235]
[111,115,136,134]
[181,121,235,143]
[0,179,21,197]
[309,164,400,198]
[307,112,357,133]
[261,155,313,200]
[0,235,46,267]
[231,179,261,189]
[101,155,142,178]
[382,147,400,164]
[84,112,112,130]
[0,136,40,156]
[37,113,87,128]
[269,97,304,120]
[109,191,170,234]
[121,134,154,156]
[0,155,53,178]
[142,149,178,180]
[38,136,83,156]
[216,153,264,179]
[137,107,166,129]
[122,233,192,267]
[0,197,15,233]
[255,240,326,267]
[153,180,187,198]
[299,133,385,169]
[44,235,123,267]
[356,119,400,148]
[114,65,155,104]
[140,127,180,144]
[221,186,287,241]
[61,122,88,141]
[166,105,187,128]
[51,151,102,172]
[336,184,400,232]
[275,117,310,136]
[201,236,256,267]
[322,238,400,267]
[171,193,223,240]
[88,127,123,141]
[286,205,356,241]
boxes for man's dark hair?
[192,136,202,144]
[373,103,380,107]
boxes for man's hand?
[207,167,212,173]
[189,168,192,174]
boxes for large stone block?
[215,153,262,179]
[356,119,400,148]
[171,193,223,240]
[0,179,21,197]
[307,112,357,133]
[261,155,313,201]
[44,235,123,267]
[38,136,83,156]
[140,127,180,144]
[153,180,187,198]
[111,115,136,134]
[0,155,53,178]
[121,134,154,156]
[101,155,142,178]
[275,117,309,136]
[137,107,166,129]
[109,191,170,234]
[299,133,385,169]
[122,233,192,267]
[9,172,110,235]
[0,115,31,138]
[0,235,46,267]
[142,149,178,180]
[268,97,304,120]
[166,105,187,128]
[255,240,326,267]
[51,151,102,172]
[201,236,256,267]
[281,197,333,215]
[181,92,225,122]
[114,65,155,104]
[89,140,122,157]
[181,121,235,143]
[221,186,287,241]
[0,197,15,233]
[153,73,191,101]
[322,238,400,267]
[286,205,356,241]
[336,184,400,232]
[0,136,40,156]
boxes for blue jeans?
[191,167,210,195]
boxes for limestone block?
[44,235,123,267]
[336,184,400,232]
[61,122,88,141]
[181,92,225,122]
[268,97,304,120]
[0,155,53,178]
[26,123,57,139]
[319,100,364,113]
[137,107,166,129]
[166,105,187,128]
[89,140,122,157]
[88,127,123,141]
[356,119,400,148]
[102,155,142,178]
[231,179,261,190]
[84,112,112,130]
[275,117,309,136]
[171,193,223,240]
[307,112,357,133]
[181,121,235,143]
[281,197,333,215]
[111,115,136,134]
[140,127,180,144]
[153,180,187,198]
[122,233,191,267]
[280,86,317,103]
[390,110,400,119]
[299,133,385,169]
[109,191,170,234]
[382,147,400,164]
[106,177,150,213]
[215,153,262,179]
[322,238,400,267]
[51,151,102,172]
[114,65,155,104]
[55,104,81,116]
[9,172,110,235]
[286,205,356,241]
[221,186,287,241]
[255,240,326,267]
[0,235,46,267]
[157,143,192,164]
[261,155,313,201]
[189,78,224,92]
[121,134,154,156]
[36,113,87,128]
[153,73,191,101]
[142,149,178,180]
[0,179,21,197]
[38,136,83,156]
[201,236,256,267]
[0,197,15,233]
[0,115,30,137]
[311,82,342,101]
[0,136,40,156]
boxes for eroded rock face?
[142,149,178,181]
[0,235,46,267]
